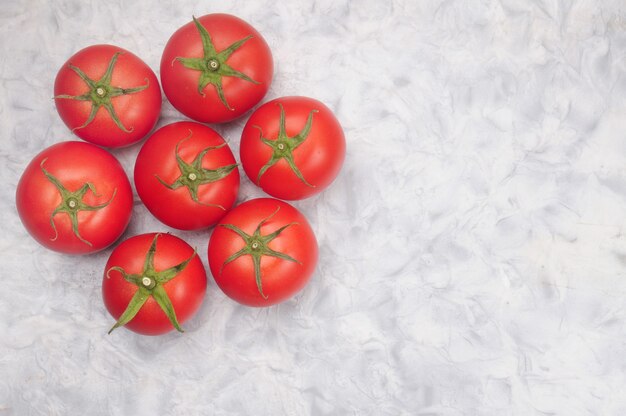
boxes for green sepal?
[218,206,300,299]
[254,104,319,187]
[217,35,253,61]
[219,62,259,85]
[106,234,197,334]
[143,234,159,273]
[107,265,142,286]
[155,131,239,208]
[152,285,184,333]
[251,254,266,299]
[54,51,149,133]
[176,57,206,71]
[193,15,217,56]
[263,222,300,247]
[40,158,116,247]
[108,287,150,334]
[174,15,259,109]
[156,250,197,285]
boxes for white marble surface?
[2,0,626,414]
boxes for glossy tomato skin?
[160,14,273,123]
[102,233,207,335]
[240,96,346,200]
[208,198,318,307]
[54,44,162,148]
[134,122,240,230]
[15,141,133,254]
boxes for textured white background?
[2,0,626,414]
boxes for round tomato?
[134,122,240,230]
[160,14,273,123]
[15,141,133,254]
[54,44,162,148]
[240,96,346,200]
[102,233,207,335]
[208,198,318,307]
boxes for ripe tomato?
[54,44,162,148]
[15,141,133,254]
[240,96,346,200]
[160,14,273,123]
[208,198,318,307]
[102,233,207,335]
[134,121,240,230]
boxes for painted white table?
[2,1,626,414]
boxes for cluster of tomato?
[15,14,346,335]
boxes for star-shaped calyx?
[174,16,259,110]
[41,158,116,246]
[254,103,318,187]
[107,234,197,334]
[155,131,238,209]
[55,51,149,132]
[219,207,300,299]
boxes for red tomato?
[134,121,240,230]
[240,96,346,200]
[54,44,162,148]
[15,141,133,254]
[160,14,273,123]
[102,233,207,335]
[208,198,318,307]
